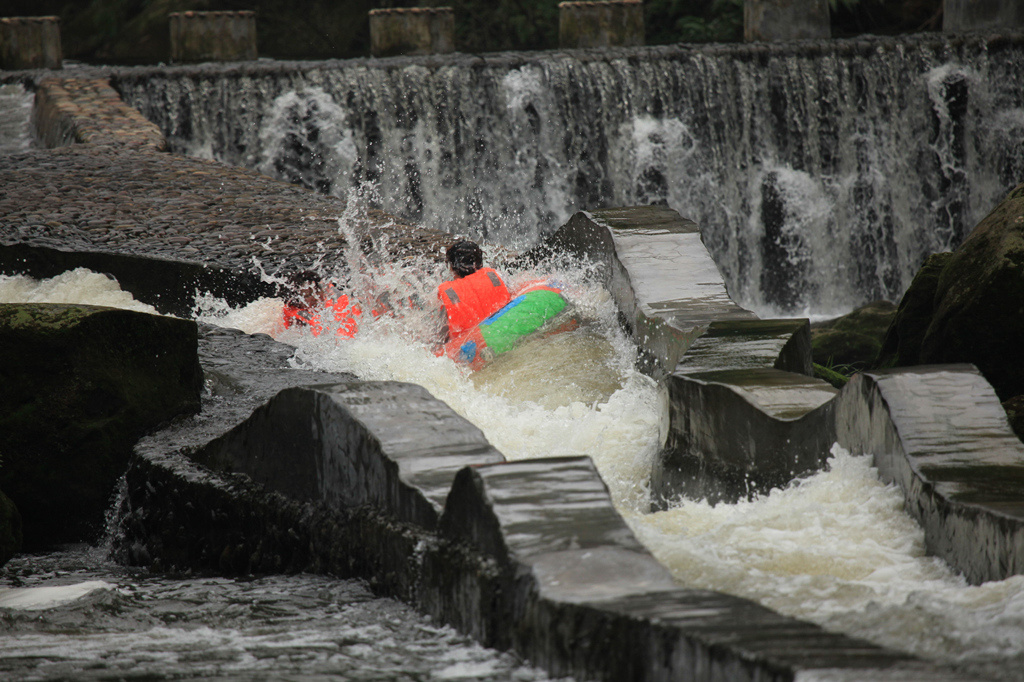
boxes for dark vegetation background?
[4,0,942,65]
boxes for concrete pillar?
[744,0,830,41]
[0,16,62,70]
[169,11,257,63]
[369,7,455,58]
[558,0,644,49]
[943,0,1024,33]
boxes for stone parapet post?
[558,0,644,49]
[369,7,455,58]
[943,0,1024,33]
[169,11,257,63]
[0,16,62,70]
[744,0,830,41]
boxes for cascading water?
[0,83,34,154]
[115,36,1024,317]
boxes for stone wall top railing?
[558,0,644,49]
[169,11,258,63]
[369,7,455,58]
[0,16,62,71]
[836,365,1024,584]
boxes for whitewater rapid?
[4,267,1024,680]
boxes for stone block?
[835,365,1024,584]
[654,367,837,506]
[744,0,830,42]
[369,7,455,58]
[169,11,257,63]
[0,244,276,318]
[944,0,1024,34]
[558,1,644,49]
[677,318,813,376]
[535,207,756,377]
[192,382,505,530]
[0,304,203,548]
[428,457,956,681]
[0,16,62,70]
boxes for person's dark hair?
[284,270,321,307]
[446,240,483,278]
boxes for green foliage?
[646,0,742,45]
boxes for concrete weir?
[2,71,1019,679]
[117,375,963,681]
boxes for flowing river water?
[3,261,1024,681]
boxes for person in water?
[280,269,362,338]
[436,240,511,345]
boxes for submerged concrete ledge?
[835,365,1024,584]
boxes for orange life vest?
[437,267,511,337]
[281,291,361,338]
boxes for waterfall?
[114,36,1024,317]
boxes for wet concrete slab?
[654,367,838,505]
[429,456,963,681]
[193,382,505,529]
[836,364,1024,584]
[676,318,813,376]
[540,206,756,376]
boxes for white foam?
[0,580,114,611]
[0,268,159,314]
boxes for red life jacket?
[282,290,362,338]
[437,267,511,337]
[282,303,322,335]
[327,293,361,338]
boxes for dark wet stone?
[919,183,1024,401]
[0,303,202,548]
[0,490,22,569]
[677,318,813,376]
[529,206,756,377]
[875,252,953,370]
[1004,395,1024,442]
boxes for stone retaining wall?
[32,77,166,151]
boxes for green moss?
[813,362,850,389]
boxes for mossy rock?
[0,489,22,568]
[0,303,203,549]
[810,300,897,371]
[875,251,953,369]
[919,183,1024,400]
